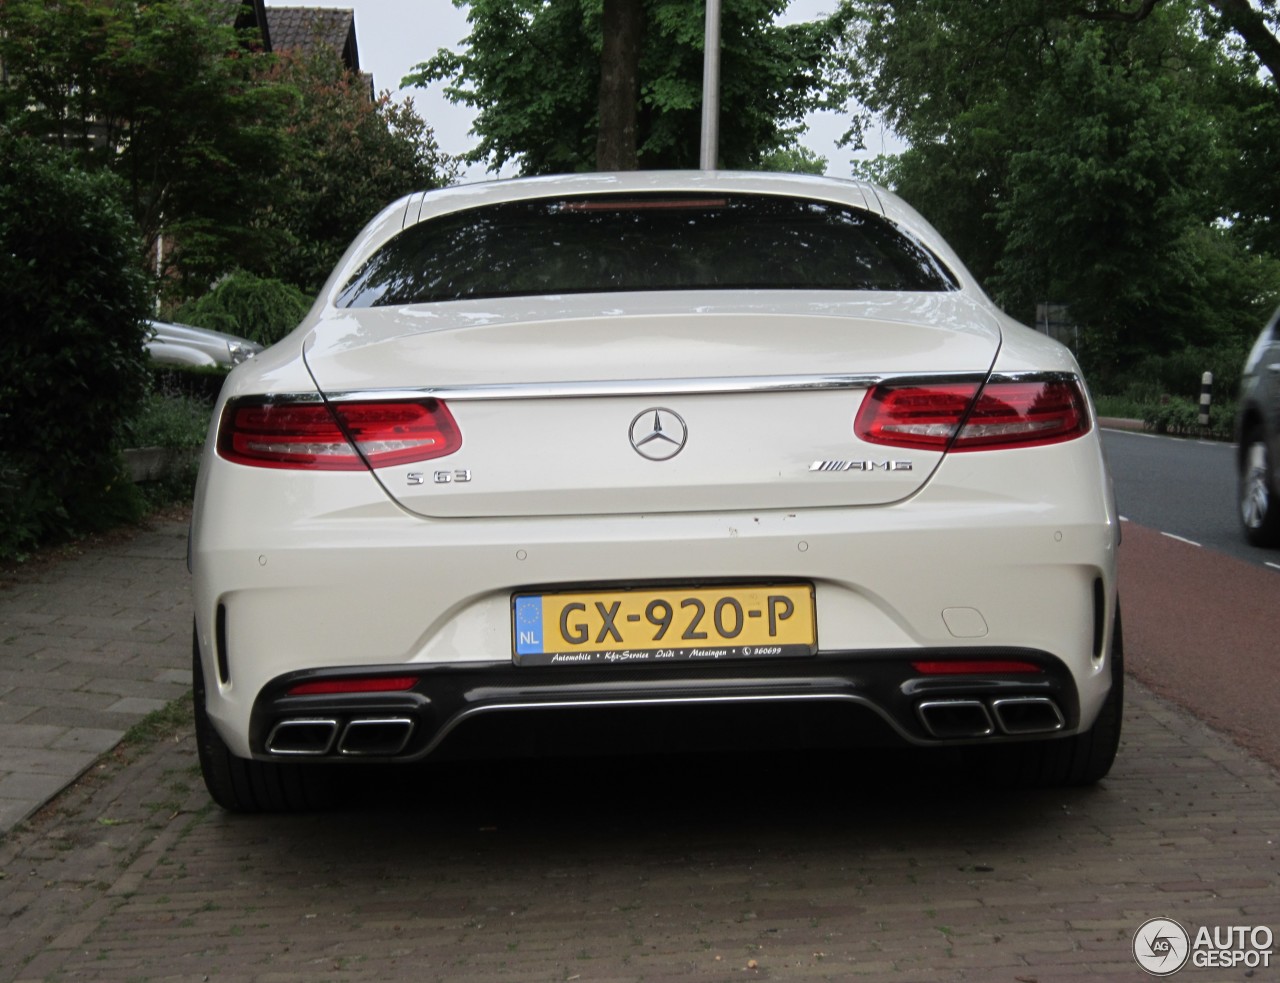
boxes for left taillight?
[855,378,1091,452]
[217,398,461,470]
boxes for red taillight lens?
[855,379,1090,452]
[856,383,980,450]
[218,399,461,470]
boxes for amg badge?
[810,460,913,473]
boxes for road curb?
[1098,416,1147,432]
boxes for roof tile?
[266,6,358,69]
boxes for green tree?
[0,0,294,288]
[840,0,1280,385]
[1205,47,1280,259]
[407,0,850,174]
[0,132,151,558]
[758,144,827,174]
[253,49,460,293]
[1075,0,1280,87]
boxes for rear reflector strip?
[911,660,1043,675]
[286,676,419,696]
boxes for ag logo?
[1133,917,1190,976]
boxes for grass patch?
[121,691,193,748]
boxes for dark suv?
[1237,306,1280,547]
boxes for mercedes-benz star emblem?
[629,407,688,461]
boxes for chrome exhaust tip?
[338,717,415,757]
[991,697,1065,735]
[266,718,338,755]
[916,699,995,739]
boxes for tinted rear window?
[337,192,958,308]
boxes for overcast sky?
[272,0,898,180]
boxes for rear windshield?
[337,192,958,308]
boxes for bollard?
[1199,371,1213,427]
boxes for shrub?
[1108,342,1251,406]
[0,132,151,560]
[1150,345,1247,402]
[118,388,215,509]
[149,364,232,403]
[174,270,312,347]
[121,390,216,451]
[1141,396,1234,440]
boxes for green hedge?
[148,365,231,403]
[1141,396,1234,440]
[0,132,152,560]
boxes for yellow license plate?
[513,584,816,666]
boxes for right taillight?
[855,378,1091,451]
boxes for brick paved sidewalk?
[0,518,191,832]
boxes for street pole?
[699,0,721,170]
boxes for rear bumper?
[192,431,1119,759]
[246,649,1084,762]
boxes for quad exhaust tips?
[263,697,1063,756]
[917,696,1064,739]
[265,716,415,757]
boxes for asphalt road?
[1101,427,1280,570]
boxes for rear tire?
[193,627,330,812]
[967,607,1124,788]
[1239,425,1280,547]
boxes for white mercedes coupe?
[190,171,1122,811]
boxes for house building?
[232,1,372,97]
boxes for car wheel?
[1240,426,1280,547]
[966,607,1124,788]
[193,627,330,812]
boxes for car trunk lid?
[301,293,1002,517]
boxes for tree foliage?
[0,0,459,297]
[0,132,151,559]
[840,0,1280,387]
[253,50,460,294]
[0,0,294,285]
[407,0,851,174]
[759,144,828,174]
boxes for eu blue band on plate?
[514,596,544,655]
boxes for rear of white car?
[190,172,1121,811]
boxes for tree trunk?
[596,0,645,171]
[1206,0,1280,84]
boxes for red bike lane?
[1118,520,1280,771]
